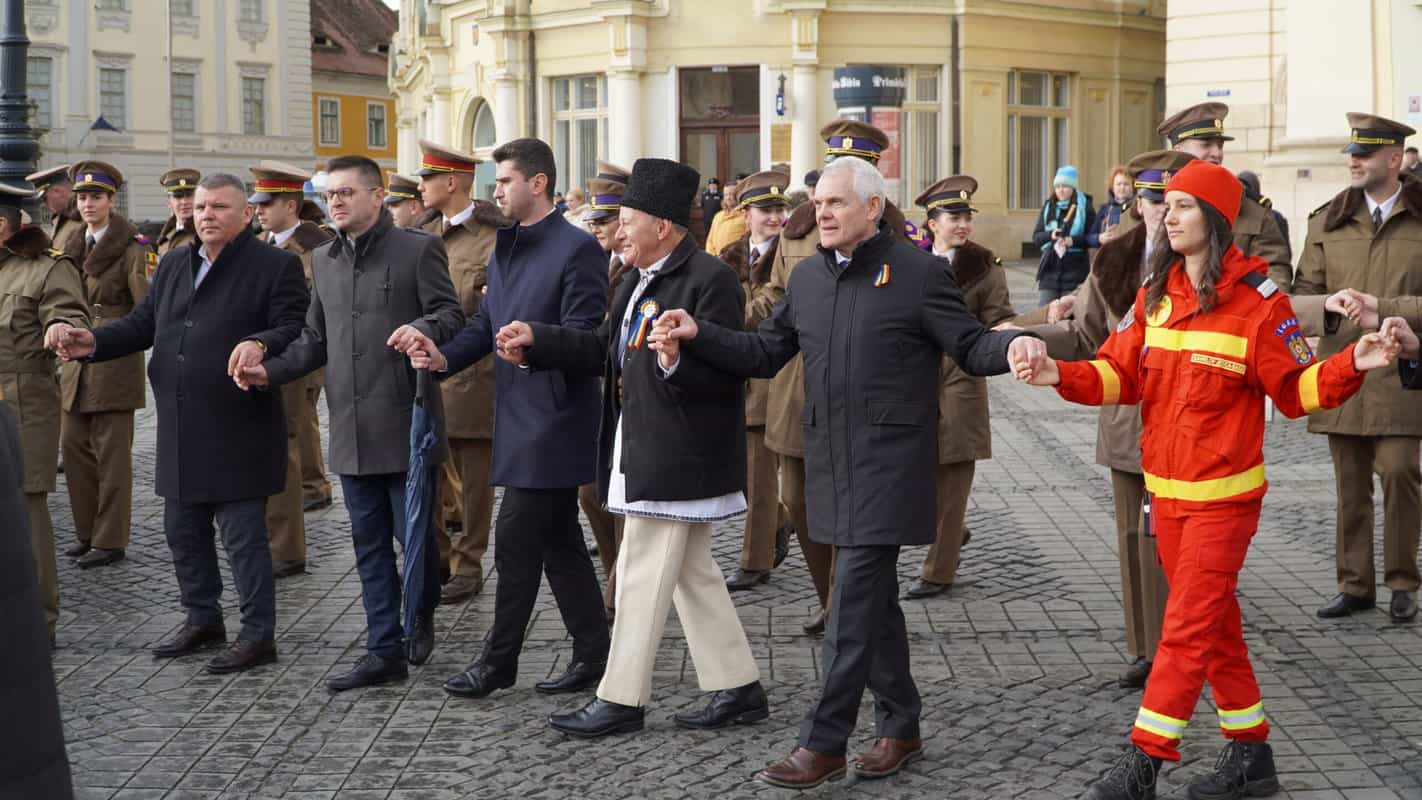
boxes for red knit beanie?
[1163,159,1243,227]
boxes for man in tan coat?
[417,139,502,604]
[1292,113,1422,624]
[27,165,83,254]
[0,182,89,642]
[154,168,200,258]
[903,176,1015,600]
[249,161,331,577]
[60,161,154,569]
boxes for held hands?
[1007,336,1054,385]
[45,323,95,361]
[1380,316,1420,361]
[1045,295,1077,324]
[1352,331,1400,372]
[494,322,533,367]
[1325,288,1380,329]
[647,309,698,371]
[387,324,447,372]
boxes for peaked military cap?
[159,168,201,195]
[915,175,979,215]
[26,164,71,198]
[69,161,124,193]
[247,160,310,204]
[820,119,891,164]
[736,170,791,210]
[417,139,480,176]
[0,181,32,209]
[585,161,630,222]
[1157,102,1235,144]
[1342,112,1416,155]
[385,173,421,204]
[1126,150,1195,201]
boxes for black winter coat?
[1032,193,1096,295]
[686,223,1030,546]
[91,228,308,502]
[526,235,747,505]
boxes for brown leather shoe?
[852,737,923,778]
[802,610,826,636]
[754,748,846,789]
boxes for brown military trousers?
[779,454,834,609]
[919,461,976,584]
[1329,434,1421,598]
[579,482,623,611]
[299,381,330,503]
[27,492,58,636]
[739,426,782,572]
[1111,469,1167,660]
[266,381,306,563]
[435,437,495,583]
[61,409,133,550]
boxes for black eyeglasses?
[323,186,380,203]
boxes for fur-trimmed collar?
[277,220,333,251]
[938,240,997,291]
[782,200,909,244]
[719,234,780,285]
[63,213,140,277]
[2,226,54,259]
[1090,222,1149,316]
[422,200,510,234]
[158,214,195,244]
[299,199,326,226]
[1322,173,1422,232]
[413,206,441,228]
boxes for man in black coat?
[49,173,309,675]
[494,158,768,738]
[652,156,1046,787]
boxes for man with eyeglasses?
[236,155,464,690]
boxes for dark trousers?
[800,545,921,754]
[164,497,276,642]
[341,471,441,660]
[482,486,611,676]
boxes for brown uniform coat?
[59,214,152,413]
[935,241,1015,465]
[155,215,197,258]
[49,204,83,255]
[421,201,503,440]
[0,227,88,492]
[1292,174,1422,438]
[719,233,780,426]
[271,221,332,379]
[1235,196,1293,293]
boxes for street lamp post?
[0,0,36,202]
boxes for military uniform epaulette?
[47,248,65,260]
[1238,271,1279,299]
[1309,200,1330,219]
[1259,196,1273,210]
[134,232,151,246]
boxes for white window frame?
[97,65,128,131]
[318,96,341,146]
[1007,69,1073,211]
[549,74,607,195]
[366,101,388,150]
[241,75,266,135]
[26,55,53,131]
[898,65,944,210]
[170,71,198,133]
[239,0,263,24]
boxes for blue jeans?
[164,497,275,642]
[340,471,441,659]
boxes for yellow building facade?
[391,0,1165,255]
[311,0,400,171]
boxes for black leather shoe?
[803,611,826,636]
[76,547,124,569]
[1317,592,1375,618]
[152,623,227,659]
[1085,745,1160,800]
[1186,741,1278,800]
[1118,658,1153,690]
[548,697,645,738]
[535,660,606,694]
[903,578,950,600]
[443,661,515,699]
[674,681,769,729]
[272,560,306,579]
[725,568,770,591]
[327,653,408,692]
[406,612,435,666]
[205,639,277,674]
[64,541,91,558]
[1390,590,1418,623]
[773,522,792,568]
[302,495,333,512]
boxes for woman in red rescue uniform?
[1021,160,1397,800]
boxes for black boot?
[1084,745,1160,800]
[1117,658,1153,690]
[1186,741,1278,800]
[674,681,769,729]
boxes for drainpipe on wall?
[526,29,537,138]
[950,15,961,174]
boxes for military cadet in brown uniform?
[154,168,200,258]
[902,176,1016,600]
[249,161,331,577]
[27,165,83,255]
[386,174,427,228]
[0,182,89,642]
[1013,150,1191,688]
[60,161,154,568]
[766,119,918,633]
[1291,113,1422,623]
[1158,103,1293,290]
[291,196,333,512]
[416,140,503,604]
[578,160,631,618]
[720,170,794,591]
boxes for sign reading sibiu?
[832,66,908,110]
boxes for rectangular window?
[171,0,193,14]
[171,72,196,132]
[26,57,52,130]
[318,97,340,145]
[99,67,126,130]
[1007,69,1072,210]
[242,76,265,135]
[239,0,262,23]
[898,66,942,210]
[550,75,607,194]
[367,102,387,149]
[97,0,126,8]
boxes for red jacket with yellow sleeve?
[1055,246,1365,513]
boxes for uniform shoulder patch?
[1238,272,1278,298]
[1308,200,1330,219]
[133,233,151,245]
[1117,313,1135,333]
[46,248,65,259]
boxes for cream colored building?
[1166,0,1422,257]
[391,0,1166,255]
[25,0,315,222]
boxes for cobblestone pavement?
[53,262,1422,800]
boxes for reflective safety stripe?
[1144,464,1267,502]
[1217,701,1266,731]
[1090,359,1121,405]
[1298,362,1323,414]
[1134,707,1188,740]
[1144,327,1249,359]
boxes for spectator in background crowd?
[1088,165,1132,248]
[1404,146,1421,179]
[1031,165,1095,306]
[563,188,591,232]
[704,181,747,255]
[699,178,723,239]
[1236,170,1291,262]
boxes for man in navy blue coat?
[392,138,612,698]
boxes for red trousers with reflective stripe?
[1131,500,1270,761]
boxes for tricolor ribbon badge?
[873,263,891,288]
[627,298,660,351]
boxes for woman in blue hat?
[1032,165,1095,306]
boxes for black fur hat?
[621,158,700,228]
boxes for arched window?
[473,101,496,148]
[472,101,497,199]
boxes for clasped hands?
[1325,288,1381,329]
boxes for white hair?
[820,156,886,221]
